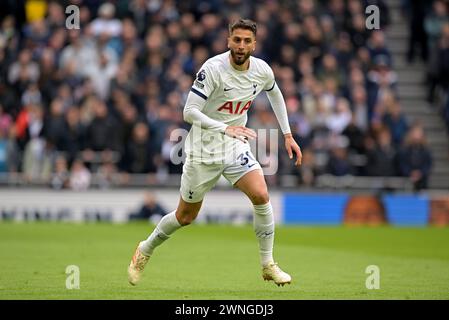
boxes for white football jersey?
[185,51,276,164]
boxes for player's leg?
[128,161,221,285]
[234,169,273,265]
[233,169,292,286]
[141,197,201,245]
[128,198,201,285]
[139,197,202,254]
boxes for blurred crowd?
[0,0,440,191]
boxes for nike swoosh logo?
[257,230,274,238]
[224,87,234,91]
[248,163,257,168]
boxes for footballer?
[128,19,302,287]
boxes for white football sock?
[139,210,182,256]
[253,201,275,267]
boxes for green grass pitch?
[0,222,448,299]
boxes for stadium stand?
[397,0,449,189]
[0,0,448,191]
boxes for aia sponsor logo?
[218,101,252,114]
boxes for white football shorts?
[180,142,262,203]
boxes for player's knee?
[178,217,194,226]
[176,210,197,226]
[250,190,270,206]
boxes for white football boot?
[262,262,292,286]
[128,242,150,286]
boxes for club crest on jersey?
[253,84,257,95]
[218,100,252,114]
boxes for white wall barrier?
[0,188,283,224]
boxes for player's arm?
[183,93,256,142]
[183,91,227,132]
[265,81,302,166]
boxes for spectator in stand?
[441,25,449,129]
[96,160,119,189]
[382,99,409,148]
[43,98,67,152]
[115,100,139,152]
[2,126,20,173]
[86,50,118,101]
[366,30,393,66]
[128,191,168,223]
[45,1,65,31]
[349,84,369,132]
[124,121,157,174]
[38,47,61,107]
[425,1,449,103]
[342,114,366,155]
[365,127,398,177]
[403,0,429,63]
[327,145,354,176]
[59,29,97,78]
[63,106,87,166]
[83,96,122,165]
[50,154,69,190]
[317,53,344,87]
[326,97,352,134]
[296,148,317,187]
[14,102,45,151]
[432,22,449,99]
[0,104,12,138]
[8,49,40,85]
[285,97,312,149]
[398,124,433,191]
[366,54,398,120]
[124,0,152,38]
[425,0,449,54]
[69,158,91,191]
[0,15,20,57]
[90,3,123,38]
[22,137,54,184]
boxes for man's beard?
[230,49,251,65]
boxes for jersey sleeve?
[263,63,276,92]
[190,62,216,100]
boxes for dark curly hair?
[228,19,257,37]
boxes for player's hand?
[224,126,257,143]
[284,133,302,166]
